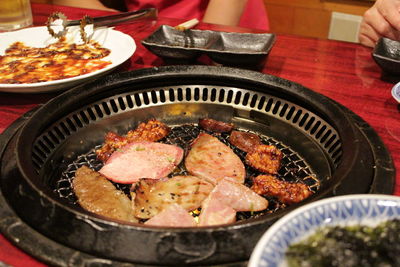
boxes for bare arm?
[359,0,400,47]
[52,0,117,11]
[202,0,247,26]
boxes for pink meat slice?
[198,178,269,226]
[185,133,246,185]
[211,178,269,211]
[99,141,184,184]
[198,193,237,226]
[144,203,197,227]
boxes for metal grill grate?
[55,124,320,218]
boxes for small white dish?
[0,26,136,93]
[248,194,400,267]
[392,82,400,103]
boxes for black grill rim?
[14,65,359,229]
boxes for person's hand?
[359,0,400,47]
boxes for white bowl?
[248,194,400,267]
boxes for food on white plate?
[0,38,111,84]
[132,175,213,219]
[245,144,282,174]
[96,119,171,162]
[185,132,246,185]
[144,203,198,227]
[73,165,137,223]
[198,118,234,133]
[228,130,262,153]
[285,219,400,266]
[199,178,268,226]
[251,174,312,204]
[99,141,184,184]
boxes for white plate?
[0,26,136,93]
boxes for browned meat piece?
[185,133,246,185]
[251,174,312,205]
[198,118,234,133]
[72,166,137,223]
[96,119,171,161]
[229,130,261,153]
[245,144,282,174]
[125,119,171,143]
[132,175,213,219]
[96,132,127,162]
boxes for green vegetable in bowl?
[286,219,400,267]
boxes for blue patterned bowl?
[248,194,400,267]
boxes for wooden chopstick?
[175,18,199,31]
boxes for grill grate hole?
[94,105,104,118]
[265,98,273,112]
[250,94,257,108]
[305,117,315,131]
[185,88,191,101]
[234,91,241,105]
[257,96,266,110]
[47,130,60,145]
[101,102,111,116]
[118,97,126,110]
[226,90,233,103]
[143,91,150,105]
[110,99,118,113]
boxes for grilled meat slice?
[251,174,312,205]
[198,178,268,226]
[99,141,184,184]
[72,166,137,223]
[198,194,236,226]
[132,175,213,219]
[229,130,261,153]
[210,178,268,211]
[144,203,198,227]
[96,119,171,161]
[185,133,246,185]
[198,118,234,133]
[245,144,282,174]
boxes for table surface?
[0,3,399,267]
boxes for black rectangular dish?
[141,25,276,67]
[372,37,400,75]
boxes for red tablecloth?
[0,2,399,266]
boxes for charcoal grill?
[0,65,395,266]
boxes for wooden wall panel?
[293,7,331,38]
[264,0,373,39]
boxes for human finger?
[363,6,400,40]
[376,0,400,32]
[359,22,380,47]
